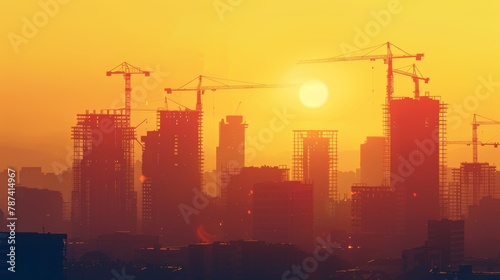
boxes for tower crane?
[472,114,500,163]
[164,75,300,112]
[447,114,500,163]
[163,75,299,191]
[298,42,424,185]
[393,64,429,98]
[298,42,423,104]
[107,62,151,125]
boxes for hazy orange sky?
[2,1,500,174]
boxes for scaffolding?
[449,168,462,220]
[198,111,204,189]
[439,100,448,219]
[71,109,136,237]
[383,103,391,188]
[292,130,338,209]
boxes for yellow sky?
[2,0,500,174]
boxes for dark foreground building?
[0,232,67,280]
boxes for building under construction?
[142,109,203,245]
[292,130,338,236]
[449,162,496,220]
[216,115,247,198]
[389,96,447,246]
[71,109,137,238]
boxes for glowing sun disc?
[299,80,329,108]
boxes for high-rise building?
[253,181,314,251]
[426,219,465,271]
[216,115,247,197]
[449,162,496,219]
[142,109,202,245]
[293,130,338,236]
[71,110,137,238]
[360,136,385,185]
[224,166,289,241]
[390,96,446,246]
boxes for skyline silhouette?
[2,1,500,279]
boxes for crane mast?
[472,114,500,163]
[447,114,500,163]
[106,62,150,125]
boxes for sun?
[299,80,329,108]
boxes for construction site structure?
[71,109,137,238]
[292,130,338,237]
[390,95,447,245]
[391,63,443,223]
[298,42,424,186]
[141,109,202,245]
[449,162,496,220]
